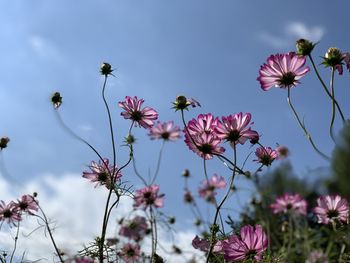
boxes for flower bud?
[323,47,344,68]
[51,92,62,109]
[182,169,190,178]
[125,134,135,145]
[184,191,193,203]
[194,219,201,226]
[172,245,182,254]
[100,62,113,76]
[0,137,10,150]
[168,217,176,224]
[296,39,315,56]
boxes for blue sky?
[0,0,350,257]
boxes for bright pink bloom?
[254,147,278,166]
[215,113,259,146]
[258,52,310,90]
[119,243,141,263]
[198,174,226,202]
[223,225,268,262]
[186,113,221,136]
[0,201,21,225]
[119,216,148,241]
[118,96,158,128]
[14,195,39,215]
[313,195,349,224]
[148,121,180,141]
[83,158,122,189]
[270,193,307,216]
[184,132,225,160]
[133,185,165,209]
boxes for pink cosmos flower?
[198,174,226,202]
[73,257,95,263]
[313,195,349,224]
[14,195,39,215]
[222,225,268,262]
[83,158,122,189]
[133,185,165,209]
[119,243,141,263]
[344,52,350,72]
[276,145,290,159]
[254,146,278,166]
[0,201,21,225]
[257,52,310,90]
[119,216,148,241]
[118,96,158,128]
[148,121,180,141]
[215,113,259,146]
[186,113,220,136]
[192,236,223,253]
[305,250,329,263]
[270,193,307,216]
[184,132,225,160]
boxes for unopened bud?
[51,92,62,109]
[296,39,315,56]
[0,137,10,150]
[125,134,135,145]
[182,169,190,178]
[100,62,113,76]
[168,217,176,224]
[323,47,344,68]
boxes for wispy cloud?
[0,174,200,262]
[28,35,63,61]
[258,22,325,49]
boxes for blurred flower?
[313,195,349,224]
[0,137,10,150]
[133,185,165,209]
[296,39,316,56]
[198,174,226,203]
[215,112,259,146]
[148,121,180,141]
[118,96,158,128]
[257,52,310,90]
[305,250,329,263]
[192,236,223,253]
[82,158,122,189]
[270,193,307,216]
[222,225,268,262]
[73,257,95,263]
[172,95,201,111]
[119,243,141,263]
[100,62,113,76]
[51,92,62,109]
[276,145,290,159]
[14,195,39,215]
[0,201,21,225]
[119,216,148,241]
[254,147,278,166]
[183,190,194,203]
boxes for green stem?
[287,87,330,160]
[329,67,336,142]
[9,222,20,263]
[151,140,165,185]
[308,54,345,123]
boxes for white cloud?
[28,35,63,61]
[258,21,325,49]
[0,174,200,262]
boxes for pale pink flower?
[313,195,349,224]
[270,193,307,216]
[186,113,220,136]
[258,52,310,90]
[184,132,225,160]
[198,174,226,202]
[118,96,158,128]
[305,250,329,263]
[83,158,122,189]
[148,121,180,141]
[73,257,95,263]
[14,195,38,215]
[215,113,259,146]
[223,225,268,262]
[0,201,21,225]
[192,236,223,253]
[119,243,141,263]
[133,185,165,209]
[119,216,148,241]
[344,52,350,72]
[254,147,278,166]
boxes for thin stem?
[9,222,20,263]
[151,140,165,185]
[329,67,336,142]
[308,54,345,123]
[287,87,330,160]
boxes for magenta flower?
[313,195,349,224]
[119,243,141,263]
[14,195,39,215]
[83,158,122,189]
[257,52,310,90]
[223,225,268,262]
[118,96,158,128]
[344,52,350,72]
[270,193,307,216]
[119,216,148,241]
[148,121,180,141]
[198,174,226,202]
[0,201,21,225]
[215,113,259,146]
[254,146,278,166]
[133,185,165,209]
[186,113,221,136]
